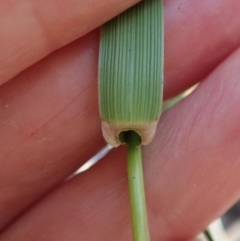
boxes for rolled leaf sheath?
[99,0,164,147]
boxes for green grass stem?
[126,131,150,241]
[204,229,214,241]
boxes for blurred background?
[221,204,240,241]
[197,206,240,241]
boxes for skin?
[0,0,240,240]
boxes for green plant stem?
[204,229,214,241]
[126,131,150,241]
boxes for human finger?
[164,0,240,98]
[0,0,140,85]
[1,0,240,94]
[0,31,105,230]
[2,0,240,231]
[2,47,240,241]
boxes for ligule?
[99,0,164,147]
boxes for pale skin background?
[0,0,240,240]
